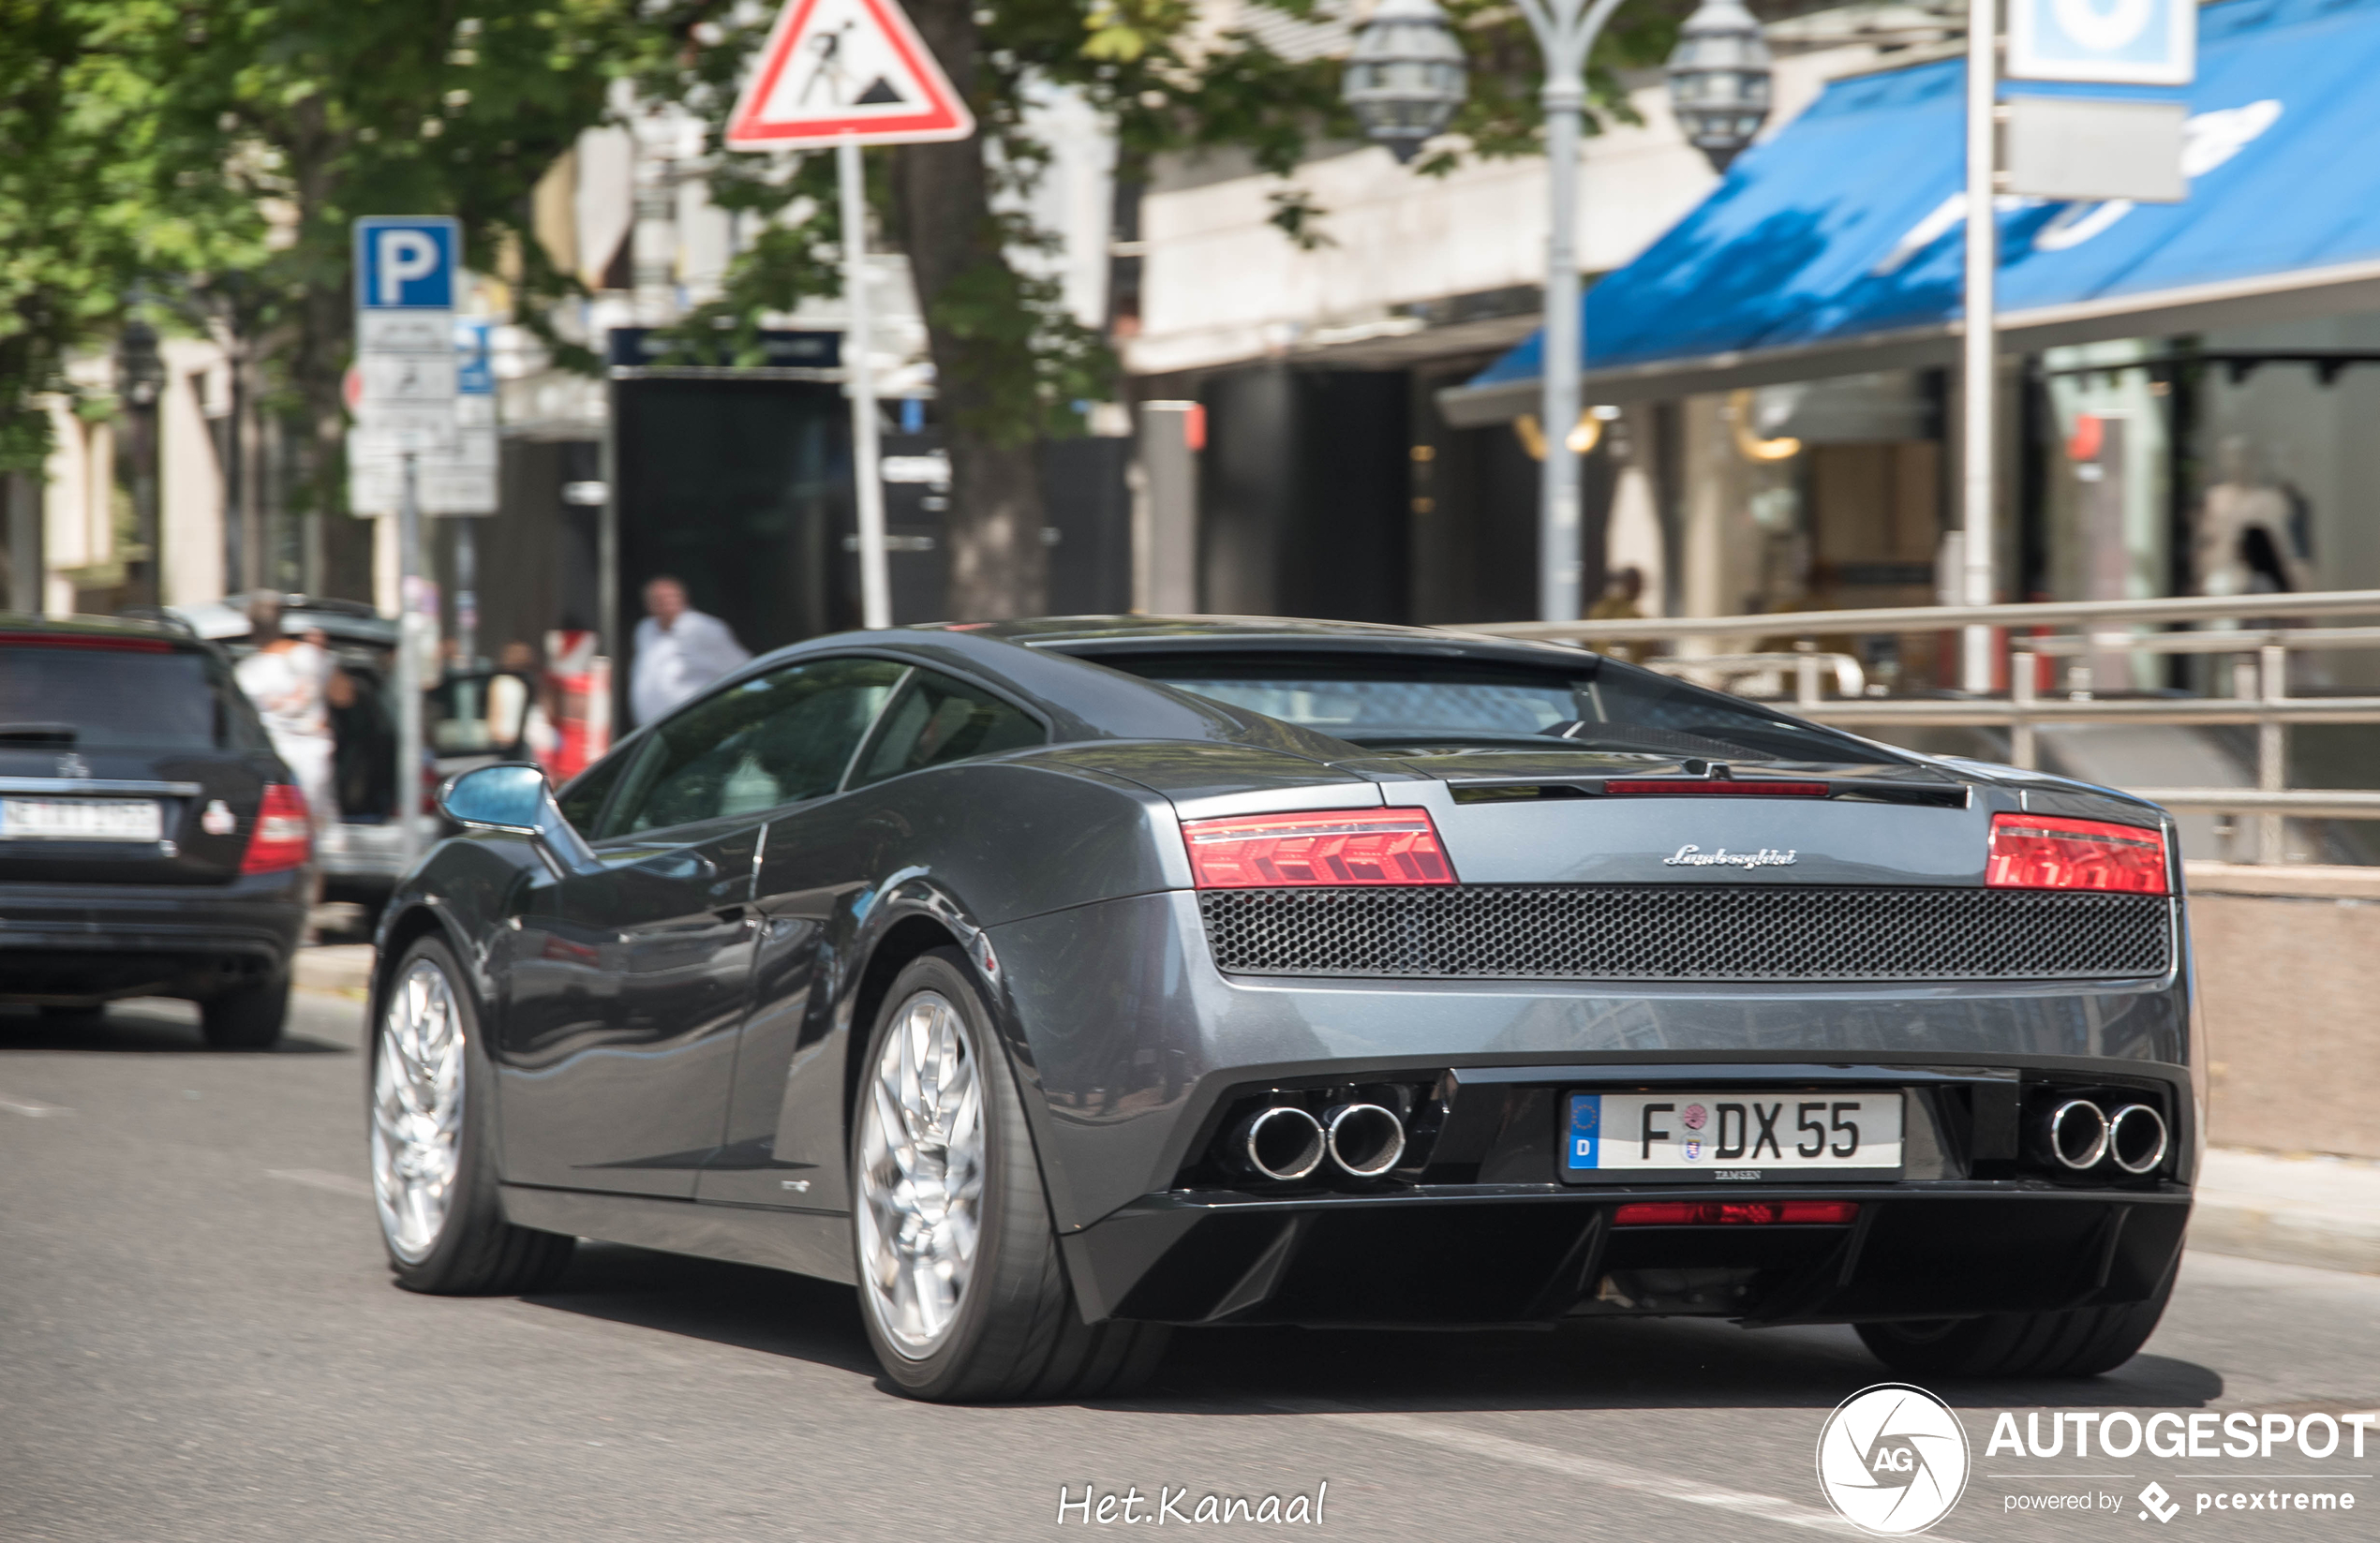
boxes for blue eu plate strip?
[1566,1093,1600,1174]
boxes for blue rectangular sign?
[354,216,460,310]
[454,319,494,395]
[2009,0,2196,85]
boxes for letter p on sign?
[355,217,458,310]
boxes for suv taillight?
[1986,812,2166,894]
[241,784,313,875]
[1181,808,1455,888]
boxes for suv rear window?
[1098,651,1902,765]
[0,636,261,751]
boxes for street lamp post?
[114,317,167,612]
[1347,0,1770,624]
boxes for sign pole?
[1960,0,2000,693]
[397,452,426,874]
[723,0,974,633]
[840,138,892,631]
[454,517,478,669]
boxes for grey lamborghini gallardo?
[369,617,2193,1400]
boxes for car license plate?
[0,797,163,843]
[1563,1090,1902,1180]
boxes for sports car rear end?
[997,631,2192,1358]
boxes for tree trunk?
[890,0,1047,621]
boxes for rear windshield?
[0,639,260,751]
[1100,651,1901,765]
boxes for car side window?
[849,668,1046,788]
[599,657,909,837]
[555,749,629,835]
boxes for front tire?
[851,947,1168,1402]
[371,937,573,1295]
[1855,1266,2178,1379]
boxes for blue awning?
[1444,0,2380,424]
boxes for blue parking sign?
[354,216,459,309]
[2008,0,2195,85]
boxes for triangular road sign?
[725,0,975,149]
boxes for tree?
[126,0,640,589]
[0,3,192,477]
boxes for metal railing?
[1456,588,2380,864]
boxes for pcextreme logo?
[1817,1384,1972,1536]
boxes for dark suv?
[0,616,310,1046]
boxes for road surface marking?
[265,1168,374,1198]
[1281,1402,1930,1537]
[0,1093,72,1117]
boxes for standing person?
[485,639,558,764]
[1587,566,1647,664]
[233,591,339,847]
[631,576,750,726]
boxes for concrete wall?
[2191,866,2380,1159]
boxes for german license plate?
[0,797,163,843]
[1563,1090,1903,1180]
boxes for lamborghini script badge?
[1664,844,1797,868]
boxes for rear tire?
[1855,1265,2178,1379]
[201,972,290,1049]
[372,937,573,1295]
[851,947,1168,1402]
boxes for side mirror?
[439,763,547,833]
[438,763,600,873]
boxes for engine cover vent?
[1197,884,2173,982]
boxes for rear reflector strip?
[1614,1200,1861,1226]
[1182,808,1456,889]
[1986,811,2167,895]
[1601,779,1832,798]
[0,631,175,653]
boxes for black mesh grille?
[1198,885,2172,982]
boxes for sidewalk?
[2190,1148,2380,1275]
[293,943,374,997]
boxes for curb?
[2188,1201,2380,1275]
[293,944,374,997]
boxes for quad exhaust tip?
[1324,1103,1407,1178]
[1238,1105,1327,1182]
[2107,1103,2169,1175]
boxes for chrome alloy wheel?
[856,989,986,1357]
[371,957,467,1264]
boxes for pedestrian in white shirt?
[630,576,751,726]
[233,593,338,865]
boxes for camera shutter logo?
[1815,1383,1971,1536]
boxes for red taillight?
[240,784,313,875]
[1614,1200,1861,1226]
[1181,808,1456,889]
[1602,779,1832,798]
[1986,812,2166,894]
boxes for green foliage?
[0,2,225,470]
[0,1,644,497]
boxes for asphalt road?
[6,987,2378,1543]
